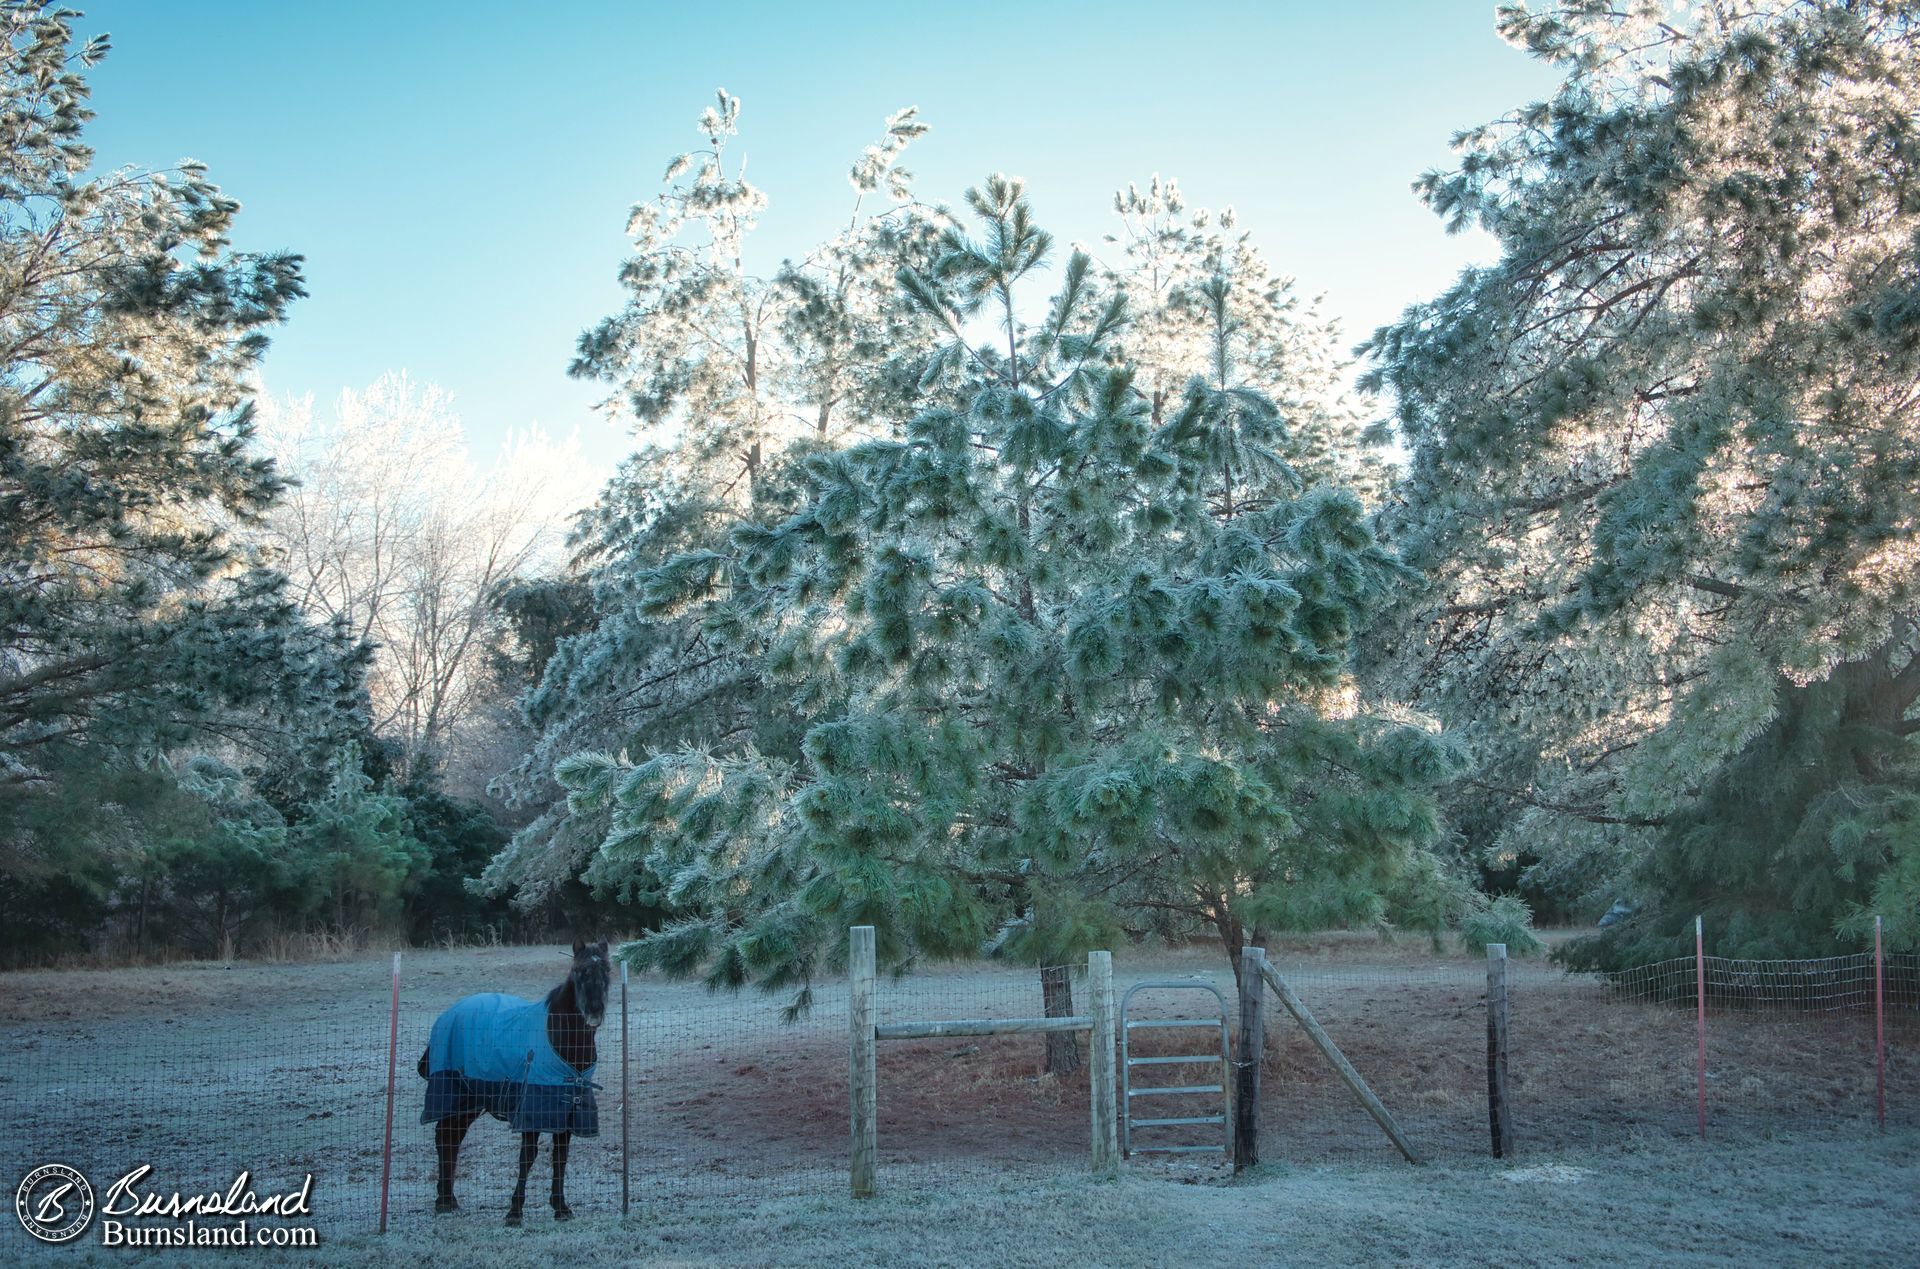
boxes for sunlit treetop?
[1363,0,1920,957]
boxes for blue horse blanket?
[420,993,598,1135]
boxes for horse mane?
[546,973,596,1072]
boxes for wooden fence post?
[849,925,877,1199]
[1088,950,1118,1179]
[1486,943,1513,1159]
[1234,946,1266,1173]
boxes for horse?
[418,940,610,1225]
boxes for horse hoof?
[553,1206,573,1222]
[434,1198,458,1215]
[505,1210,523,1227]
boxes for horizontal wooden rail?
[875,1015,1091,1040]
[850,941,1117,1194]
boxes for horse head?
[570,940,611,1029]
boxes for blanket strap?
[512,1049,535,1120]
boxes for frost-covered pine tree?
[0,1,372,940]
[1104,176,1388,500]
[572,90,937,501]
[1363,0,1920,960]
[558,179,1463,1065]
[484,94,941,901]
[0,1,361,791]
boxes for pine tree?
[558,179,1462,1056]
[571,91,936,503]
[292,747,427,935]
[0,2,375,945]
[0,2,362,792]
[484,93,941,904]
[1104,176,1388,499]
[1362,0,1920,959]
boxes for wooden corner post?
[1088,949,1118,1179]
[1234,945,1267,1173]
[1485,943,1513,1159]
[849,925,877,1198]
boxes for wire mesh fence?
[606,964,844,1211]
[0,935,1914,1254]
[1252,946,1918,1166]
[1256,958,1490,1163]
[1691,952,1909,1139]
[1504,958,1701,1150]
[869,961,1095,1190]
[0,972,400,1249]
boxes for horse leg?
[550,1131,572,1220]
[433,1112,478,1214]
[506,1131,539,1226]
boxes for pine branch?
[1463,777,1667,828]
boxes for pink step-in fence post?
[621,959,631,1217]
[1875,915,1886,1133]
[1695,915,1707,1140]
[379,951,400,1234]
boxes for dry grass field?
[3,935,1914,1264]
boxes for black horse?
[418,940,610,1224]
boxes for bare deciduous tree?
[259,373,590,777]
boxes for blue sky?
[78,2,1558,476]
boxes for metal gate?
[1118,979,1232,1156]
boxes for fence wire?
[0,939,1914,1254]
[871,960,1093,1191]
[0,966,399,1249]
[1248,948,1918,1168]
[1254,959,1488,1163]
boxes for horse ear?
[572,939,585,957]
[598,940,610,956]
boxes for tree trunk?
[1041,964,1081,1076]
[1216,907,1247,993]
[1233,926,1271,991]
